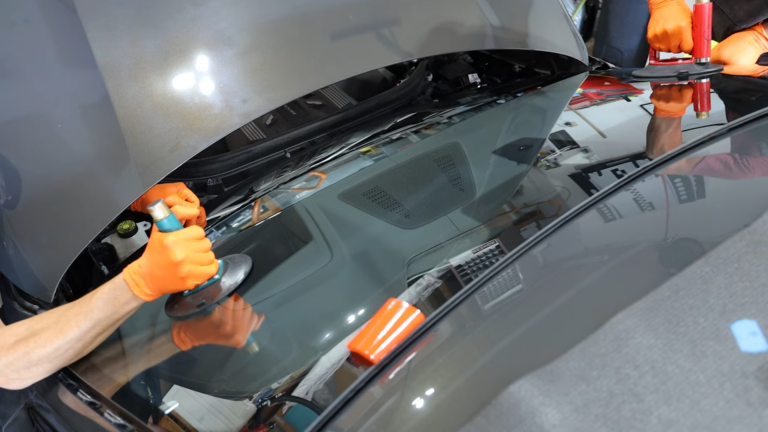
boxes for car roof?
[0,0,587,301]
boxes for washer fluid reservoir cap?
[116,220,138,239]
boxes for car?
[7,0,764,431]
[312,75,768,431]
[1,0,587,430]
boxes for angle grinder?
[147,199,260,353]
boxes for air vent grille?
[340,143,475,229]
[434,154,466,192]
[361,186,412,220]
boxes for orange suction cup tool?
[348,298,425,367]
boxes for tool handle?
[649,47,661,64]
[692,0,713,61]
[147,200,184,233]
[693,79,711,117]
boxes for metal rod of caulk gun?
[147,199,260,354]
[692,0,713,119]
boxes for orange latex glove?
[651,83,693,117]
[171,295,265,351]
[122,225,218,302]
[130,183,206,228]
[647,0,694,54]
[712,23,768,78]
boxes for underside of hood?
[0,0,586,301]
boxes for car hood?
[0,0,586,301]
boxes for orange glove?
[122,225,218,302]
[712,23,768,78]
[651,83,693,117]
[130,183,206,228]
[171,295,265,351]
[647,0,694,54]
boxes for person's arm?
[0,184,218,390]
[0,276,143,390]
[646,116,683,159]
[71,324,180,397]
[646,84,693,159]
[687,153,768,179]
[72,295,264,397]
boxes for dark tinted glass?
[322,114,768,431]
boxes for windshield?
[63,49,588,430]
[64,64,768,431]
[317,77,768,432]
[65,65,768,431]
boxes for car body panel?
[0,0,587,301]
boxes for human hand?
[171,295,265,351]
[651,83,693,117]
[712,23,768,78]
[122,225,219,302]
[130,183,206,228]
[647,0,693,54]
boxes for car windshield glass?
[67,64,768,431]
[319,78,768,432]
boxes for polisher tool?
[147,199,259,353]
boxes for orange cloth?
[647,0,694,54]
[172,295,264,351]
[130,183,206,227]
[122,224,218,302]
[651,84,693,117]
[712,23,768,78]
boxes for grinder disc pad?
[165,254,253,319]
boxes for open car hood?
[0,0,586,301]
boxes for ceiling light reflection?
[198,76,215,95]
[412,397,424,409]
[172,72,196,90]
[195,55,210,72]
[347,315,356,324]
[425,388,435,396]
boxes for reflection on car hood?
[0,0,586,300]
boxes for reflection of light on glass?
[172,72,196,90]
[425,388,435,396]
[159,401,179,415]
[324,333,331,339]
[388,352,417,380]
[373,308,421,357]
[358,309,365,316]
[412,397,424,409]
[347,315,356,324]
[198,76,215,95]
[195,55,210,72]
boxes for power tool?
[147,199,260,353]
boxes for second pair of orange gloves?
[647,0,768,78]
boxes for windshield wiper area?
[168,50,586,209]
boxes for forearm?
[72,325,180,397]
[0,275,144,390]
[646,116,683,159]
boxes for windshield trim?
[309,104,768,431]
